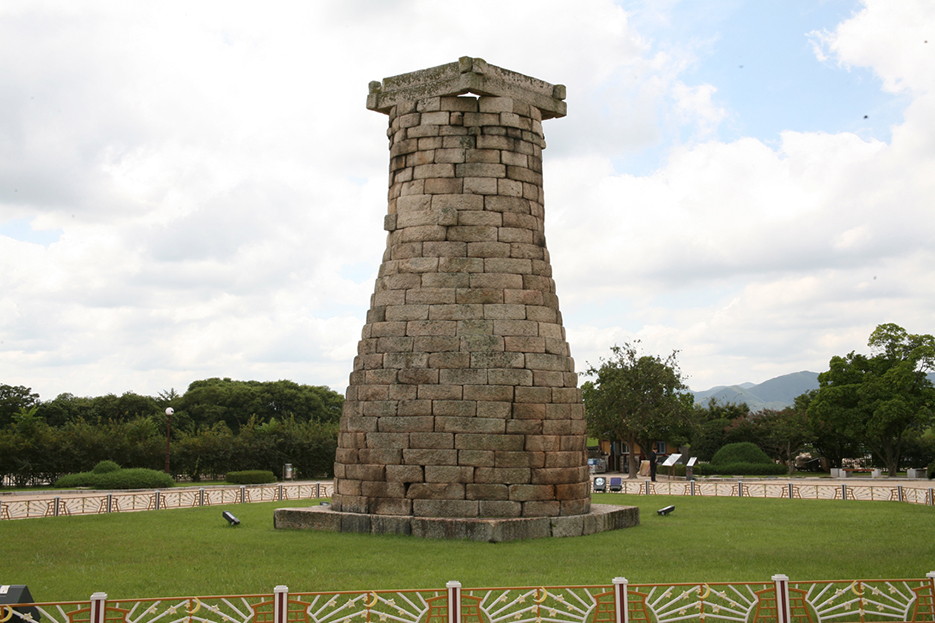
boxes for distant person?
[649,449,657,482]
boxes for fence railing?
[593,479,935,505]
[3,478,933,522]
[0,482,333,520]
[3,576,935,623]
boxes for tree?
[751,407,814,476]
[808,323,935,476]
[801,389,859,469]
[582,342,694,478]
[689,400,750,461]
[0,384,40,428]
[175,378,343,433]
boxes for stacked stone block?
[332,58,589,519]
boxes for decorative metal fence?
[3,576,935,623]
[594,479,935,506]
[3,479,933,522]
[0,482,333,521]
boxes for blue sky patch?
[0,217,62,246]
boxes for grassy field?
[3,494,934,602]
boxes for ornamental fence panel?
[1,479,929,522]
[3,576,935,623]
[590,479,935,507]
[0,482,334,521]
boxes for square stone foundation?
[273,503,638,542]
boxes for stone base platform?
[273,503,638,543]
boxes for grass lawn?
[3,494,934,602]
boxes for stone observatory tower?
[331,56,590,520]
[276,58,639,541]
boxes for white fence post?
[274,585,288,623]
[90,592,108,623]
[613,577,628,623]
[772,575,790,623]
[446,581,461,623]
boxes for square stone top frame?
[367,56,567,119]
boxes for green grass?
[3,495,934,602]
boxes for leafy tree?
[800,389,858,469]
[582,342,694,478]
[808,323,935,476]
[893,429,935,470]
[688,400,750,461]
[176,378,342,432]
[0,384,40,428]
[752,407,814,476]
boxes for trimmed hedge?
[53,467,174,489]
[53,471,98,488]
[92,460,121,474]
[225,470,276,484]
[93,468,175,489]
[712,442,772,465]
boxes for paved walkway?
[0,479,332,502]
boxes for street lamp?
[164,407,174,474]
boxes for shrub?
[92,460,121,474]
[53,471,98,488]
[712,442,772,465]
[93,468,175,489]
[225,470,276,484]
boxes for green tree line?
[0,378,342,487]
[585,324,935,476]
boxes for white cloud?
[1,0,934,399]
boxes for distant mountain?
[691,371,935,411]
[690,371,820,411]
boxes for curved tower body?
[332,57,589,519]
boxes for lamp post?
[164,407,174,474]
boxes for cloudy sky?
[1,0,933,401]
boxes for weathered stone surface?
[274,504,638,542]
[331,60,590,525]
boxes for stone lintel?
[273,504,638,542]
[367,56,567,119]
